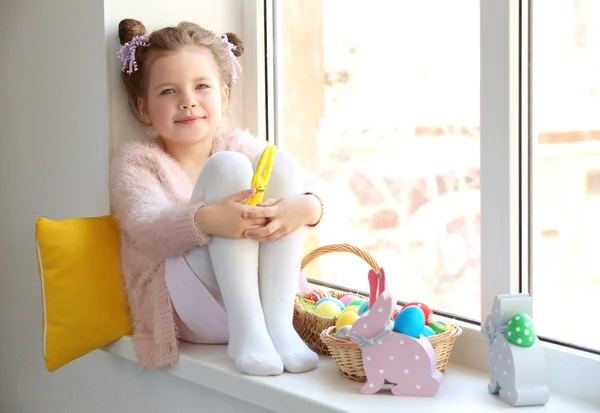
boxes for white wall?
[0,1,267,411]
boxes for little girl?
[109,18,324,376]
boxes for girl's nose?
[180,97,197,110]
[181,102,197,110]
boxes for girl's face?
[138,46,228,145]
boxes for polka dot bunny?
[482,294,550,407]
[348,290,443,397]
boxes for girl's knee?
[205,151,254,182]
[201,151,254,202]
[253,149,298,169]
[207,151,253,175]
[255,149,304,198]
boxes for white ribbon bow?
[482,321,507,345]
[349,320,394,350]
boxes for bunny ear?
[367,290,395,325]
[368,267,387,308]
[368,269,379,308]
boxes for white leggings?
[171,149,319,376]
[181,149,306,333]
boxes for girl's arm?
[301,172,325,228]
[110,161,210,260]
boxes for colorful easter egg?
[392,308,401,320]
[357,301,369,315]
[302,291,318,303]
[313,289,329,299]
[422,325,435,337]
[315,300,342,317]
[393,305,425,338]
[342,305,359,314]
[335,311,360,330]
[429,320,452,334]
[304,289,329,303]
[316,297,345,310]
[401,302,433,325]
[348,299,367,307]
[506,312,535,347]
[340,295,361,306]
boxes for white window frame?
[242,0,600,405]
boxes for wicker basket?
[293,243,463,381]
[293,244,378,355]
[320,323,463,382]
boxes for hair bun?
[118,19,147,45]
[224,32,244,57]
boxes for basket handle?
[301,243,379,271]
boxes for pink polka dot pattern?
[349,291,443,397]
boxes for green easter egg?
[506,312,535,347]
[429,320,447,334]
[348,299,366,307]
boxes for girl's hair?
[118,18,244,123]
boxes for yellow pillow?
[35,215,133,372]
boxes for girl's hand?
[241,195,321,242]
[256,198,283,208]
[194,189,269,239]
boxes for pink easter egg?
[340,295,360,306]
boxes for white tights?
[182,150,318,376]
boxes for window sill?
[103,336,598,413]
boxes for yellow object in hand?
[247,144,276,206]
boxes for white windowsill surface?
[103,336,599,413]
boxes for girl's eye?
[161,89,174,95]
[196,84,209,89]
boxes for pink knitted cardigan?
[109,129,321,368]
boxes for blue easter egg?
[316,297,345,310]
[357,301,369,315]
[422,325,435,337]
[393,306,425,338]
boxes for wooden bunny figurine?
[482,293,550,407]
[349,289,443,397]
